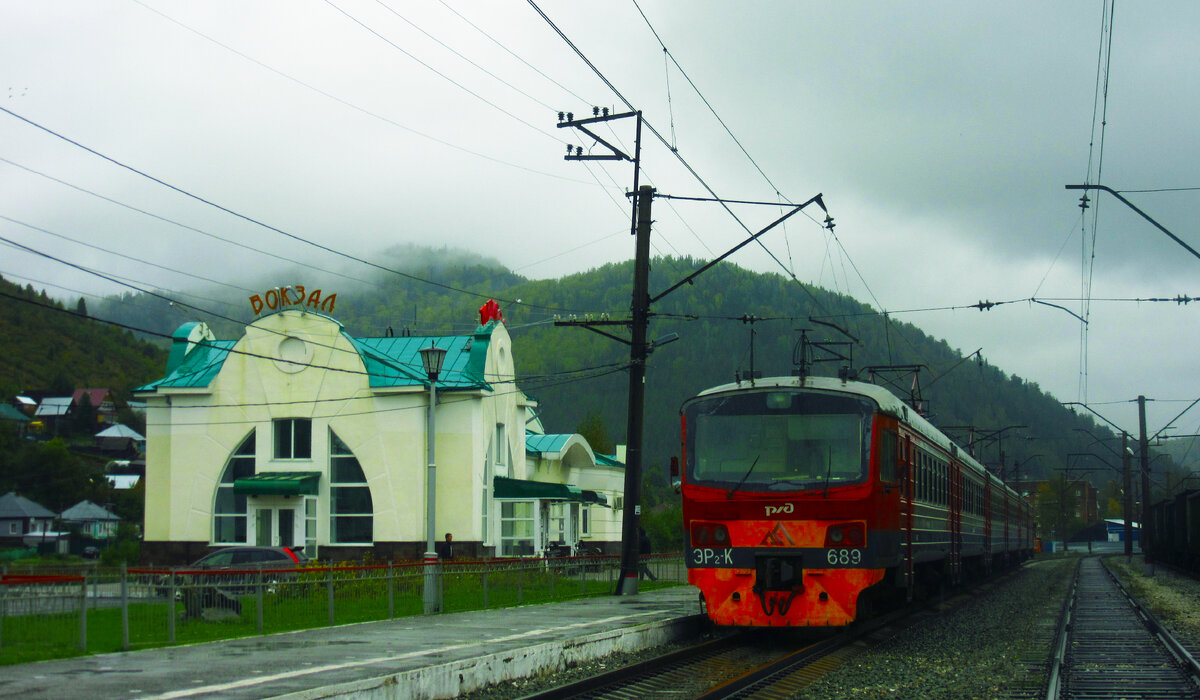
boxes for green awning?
[582,490,607,506]
[494,475,595,502]
[234,472,321,496]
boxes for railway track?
[1046,557,1200,699]
[518,587,976,700]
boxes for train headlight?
[691,522,731,547]
[824,522,866,548]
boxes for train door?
[983,479,993,574]
[902,434,915,601]
[950,460,963,583]
[1003,492,1010,561]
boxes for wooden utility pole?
[554,108,827,594]
[615,184,654,595]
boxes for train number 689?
[826,548,862,566]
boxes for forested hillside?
[0,275,166,400]
[68,245,1160,486]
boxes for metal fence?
[0,553,684,664]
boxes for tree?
[575,411,615,455]
[1038,475,1081,543]
[72,392,97,436]
[75,297,88,317]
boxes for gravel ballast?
[793,558,1076,699]
[462,554,1200,699]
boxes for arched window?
[330,431,372,543]
[214,431,255,543]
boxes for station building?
[136,300,622,564]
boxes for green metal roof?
[137,314,499,393]
[349,333,490,390]
[137,340,236,391]
[595,453,624,468]
[525,432,572,455]
[233,471,321,496]
[493,476,605,505]
[0,404,30,423]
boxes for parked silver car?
[160,546,310,618]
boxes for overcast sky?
[2,1,1198,446]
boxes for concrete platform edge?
[273,614,706,700]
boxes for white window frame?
[274,418,312,460]
[499,500,536,556]
[213,431,255,544]
[329,430,373,545]
[494,424,508,477]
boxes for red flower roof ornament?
[479,299,503,326]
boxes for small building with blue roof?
[136,303,622,563]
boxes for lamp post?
[420,344,447,615]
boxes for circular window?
[274,336,312,374]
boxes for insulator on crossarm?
[593,106,600,116]
[1079,193,1090,210]
[567,144,574,154]
[603,107,609,116]
[566,112,573,122]
[575,146,583,156]
[824,215,836,231]
[558,111,565,122]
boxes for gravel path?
[1106,554,1200,659]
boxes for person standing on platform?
[638,526,657,580]
[437,532,454,560]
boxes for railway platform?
[0,585,704,700]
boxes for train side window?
[878,430,897,483]
[922,455,928,502]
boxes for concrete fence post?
[255,569,264,635]
[326,562,335,626]
[387,561,394,619]
[167,569,176,644]
[77,575,87,651]
[120,562,130,651]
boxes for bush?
[99,523,141,567]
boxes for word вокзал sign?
[249,286,337,315]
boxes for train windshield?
[685,389,875,493]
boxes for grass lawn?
[1,568,682,665]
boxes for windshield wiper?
[822,446,834,498]
[727,455,761,500]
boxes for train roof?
[690,375,1003,486]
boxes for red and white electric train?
[680,375,1032,627]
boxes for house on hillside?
[13,395,37,416]
[61,500,120,539]
[0,403,31,437]
[0,492,55,544]
[135,301,621,564]
[72,388,116,426]
[105,459,143,490]
[95,423,145,455]
[32,396,72,435]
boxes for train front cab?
[680,382,902,627]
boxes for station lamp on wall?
[420,345,447,382]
